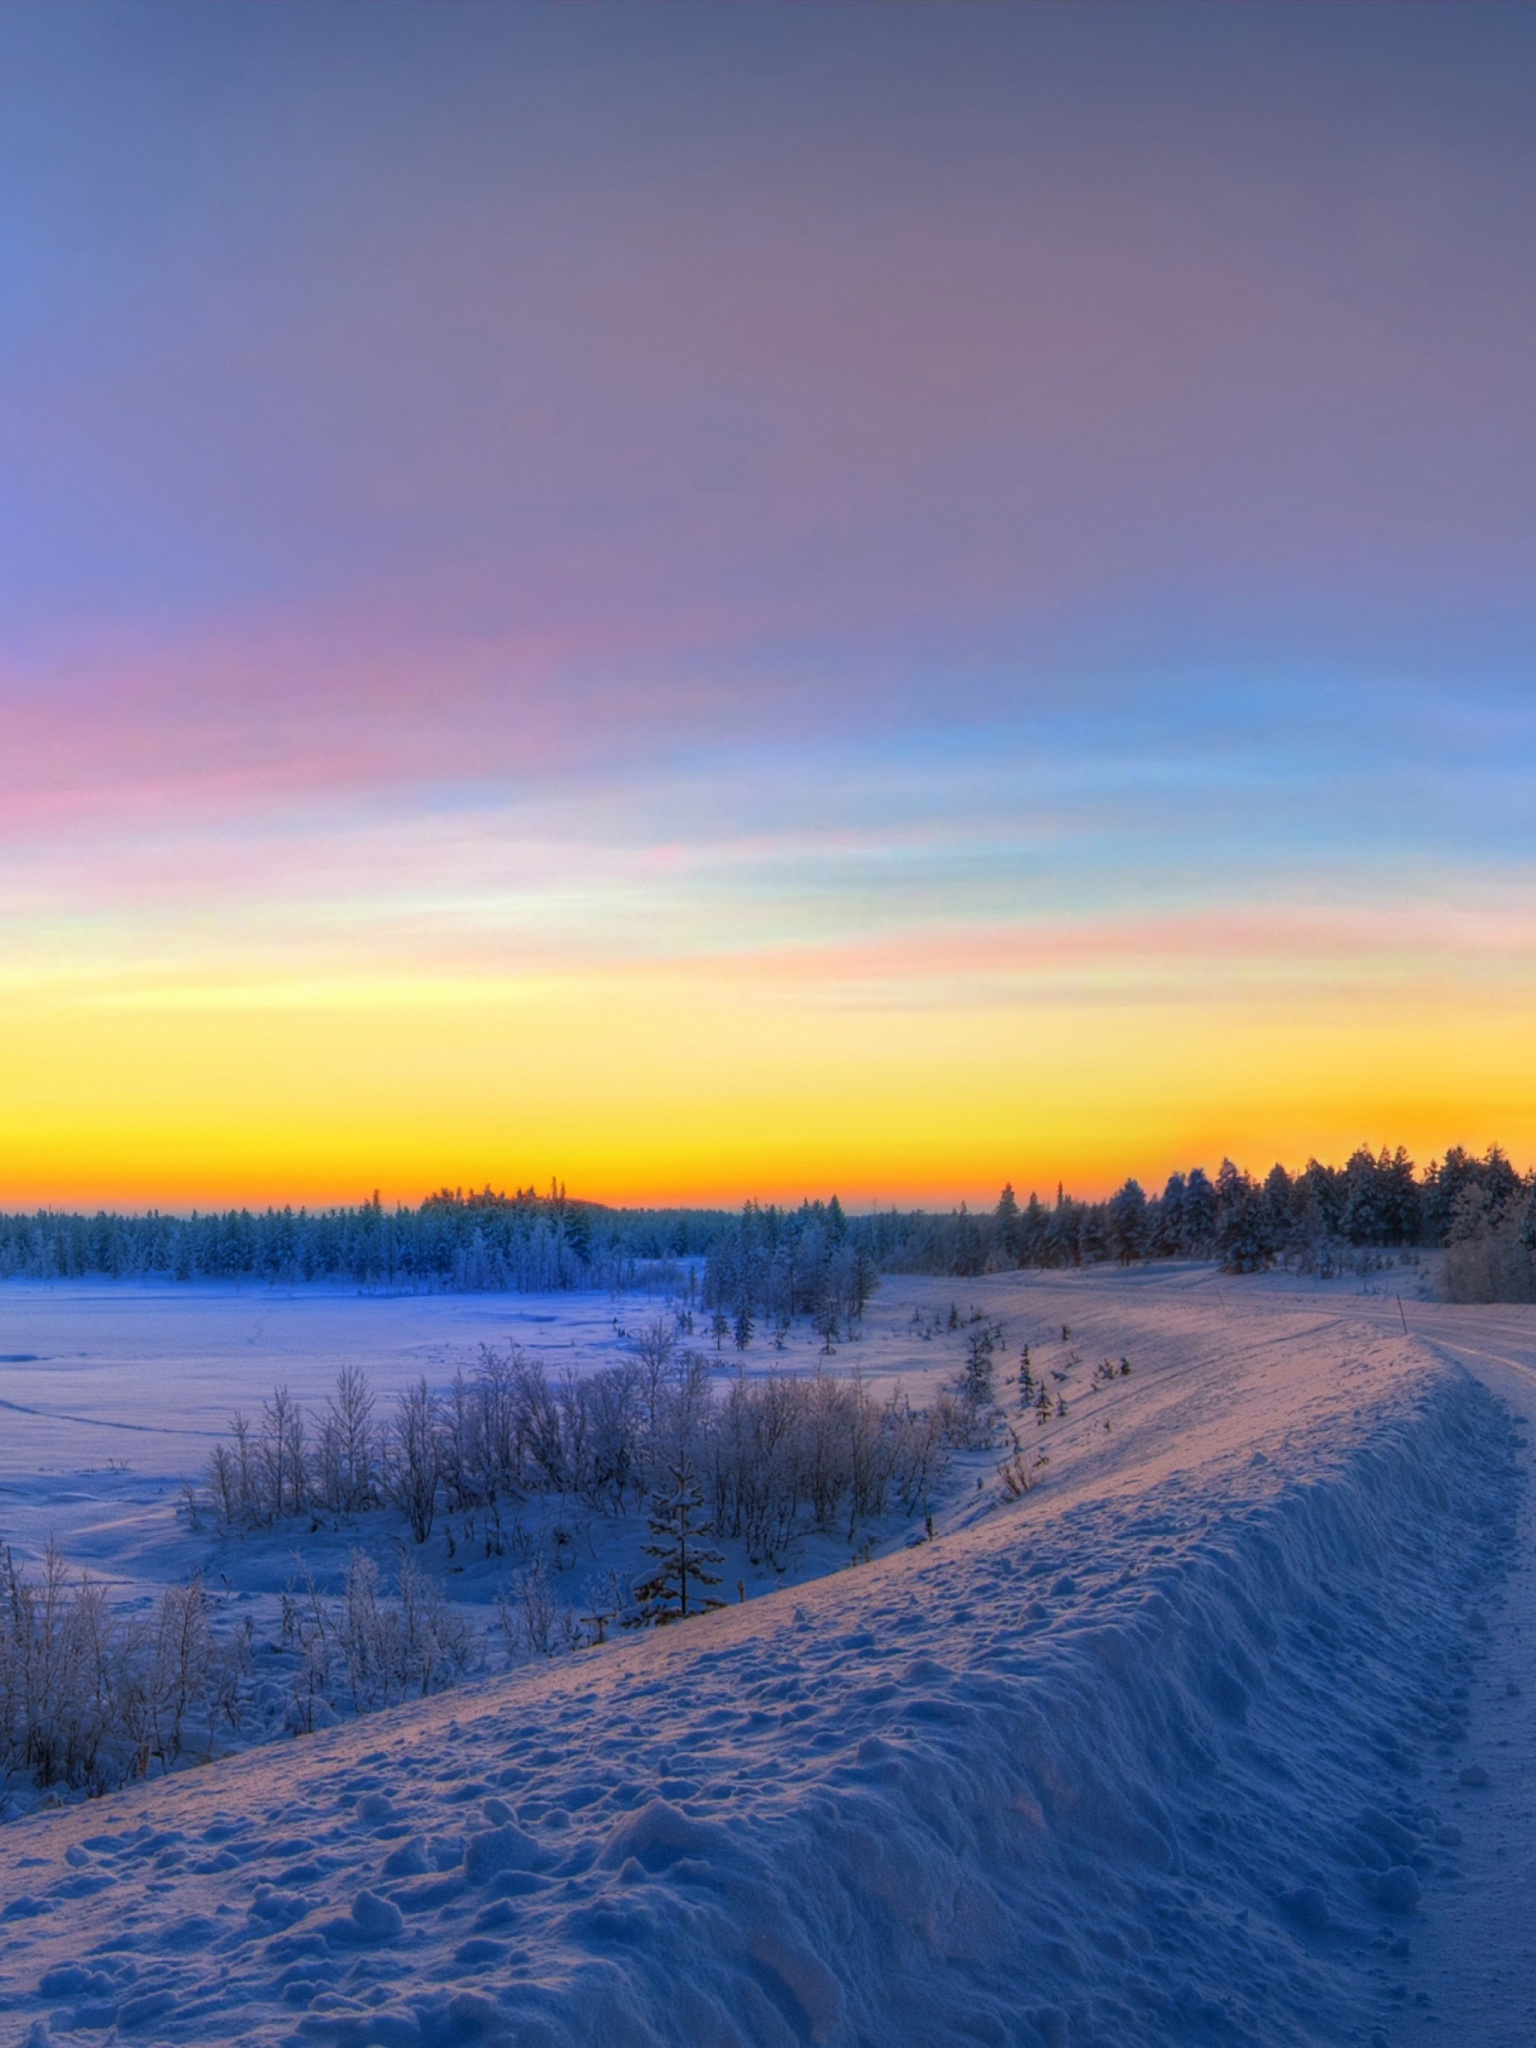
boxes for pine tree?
[955,1326,996,1444]
[633,1456,725,1624]
[1183,1167,1216,1253]
[995,1183,1021,1262]
[1216,1163,1271,1272]
[1107,1179,1147,1264]
[1339,1146,1386,1246]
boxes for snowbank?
[0,1298,1520,2047]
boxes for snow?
[1385,1306,1536,2048]
[0,1274,982,1699]
[0,1279,682,1484]
[0,1275,957,1566]
[0,1269,1532,2045]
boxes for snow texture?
[1388,1305,1536,2047]
[0,1272,1528,2046]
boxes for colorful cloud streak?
[2,3,1535,1206]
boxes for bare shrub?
[386,1379,441,1542]
[996,1447,1048,1499]
[500,1559,560,1658]
[0,1546,246,1797]
[318,1364,378,1514]
[202,1341,956,1623]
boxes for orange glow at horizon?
[3,932,1532,1214]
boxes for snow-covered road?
[1377,1304,1536,2048]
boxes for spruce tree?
[1107,1178,1148,1264]
[633,1456,725,1624]
[995,1183,1021,1262]
[1182,1167,1217,1253]
[961,1326,996,1419]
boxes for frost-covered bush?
[309,1552,478,1716]
[0,1530,489,1806]
[0,1544,246,1798]
[204,1343,953,1566]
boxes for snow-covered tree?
[953,1325,997,1445]
[1107,1179,1147,1264]
[995,1183,1021,1262]
[633,1456,724,1624]
[1182,1167,1217,1253]
[385,1379,440,1544]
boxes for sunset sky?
[3,2,1535,1209]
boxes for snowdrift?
[0,1319,1519,2048]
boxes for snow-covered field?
[0,1273,1006,1708]
[0,1275,966,1585]
[0,1281,695,1574]
[0,1268,1532,2046]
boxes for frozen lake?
[0,1282,687,1595]
[0,1282,684,1478]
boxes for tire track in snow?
[0,1395,218,1439]
[1364,1301,1536,2048]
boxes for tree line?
[699,1197,879,1348]
[826,1144,1536,1282]
[2,1144,1530,1296]
[0,1185,728,1291]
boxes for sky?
[3,0,1536,1211]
